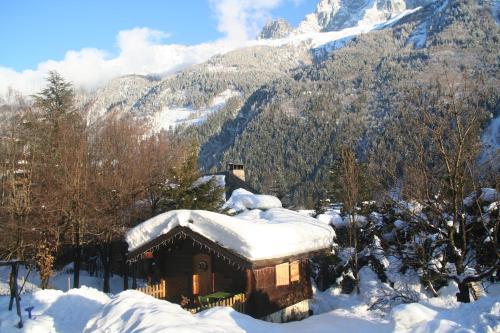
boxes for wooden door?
[193,253,212,296]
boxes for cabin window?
[275,262,290,286]
[290,260,300,282]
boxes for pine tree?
[158,144,224,212]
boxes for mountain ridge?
[9,0,497,207]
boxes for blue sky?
[0,0,315,71]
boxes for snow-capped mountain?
[257,0,433,43]
[68,0,499,207]
[295,0,433,33]
[83,0,436,129]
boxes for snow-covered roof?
[223,188,282,212]
[126,208,335,262]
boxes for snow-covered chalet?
[126,188,335,322]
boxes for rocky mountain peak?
[296,0,434,33]
[258,18,293,40]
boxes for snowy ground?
[1,189,498,332]
[0,265,126,296]
[1,266,498,333]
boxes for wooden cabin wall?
[148,238,246,304]
[246,258,312,318]
[213,255,246,294]
[156,239,194,303]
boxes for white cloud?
[0,28,237,96]
[209,0,285,43]
[0,1,290,97]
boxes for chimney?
[227,163,245,182]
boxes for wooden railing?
[137,279,166,299]
[190,293,246,314]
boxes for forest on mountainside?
[177,0,499,207]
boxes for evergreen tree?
[158,144,224,212]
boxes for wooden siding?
[164,275,191,302]
[246,258,312,318]
[137,237,246,304]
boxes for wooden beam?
[245,269,256,296]
[250,249,331,269]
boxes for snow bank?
[392,303,438,330]
[126,207,335,261]
[392,295,500,333]
[223,188,282,212]
[1,279,499,333]
[85,290,226,333]
[0,287,109,333]
[316,209,344,228]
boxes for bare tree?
[382,72,498,302]
[0,99,36,261]
[87,116,152,292]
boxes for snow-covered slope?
[149,89,240,133]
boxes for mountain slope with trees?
[186,0,499,207]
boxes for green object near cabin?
[198,291,232,306]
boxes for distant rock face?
[259,18,293,39]
[296,0,434,33]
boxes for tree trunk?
[100,244,112,293]
[319,260,328,291]
[456,282,471,303]
[425,279,438,297]
[123,265,129,291]
[122,246,129,291]
[132,263,137,289]
[73,241,81,289]
[351,213,360,294]
[41,275,50,290]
